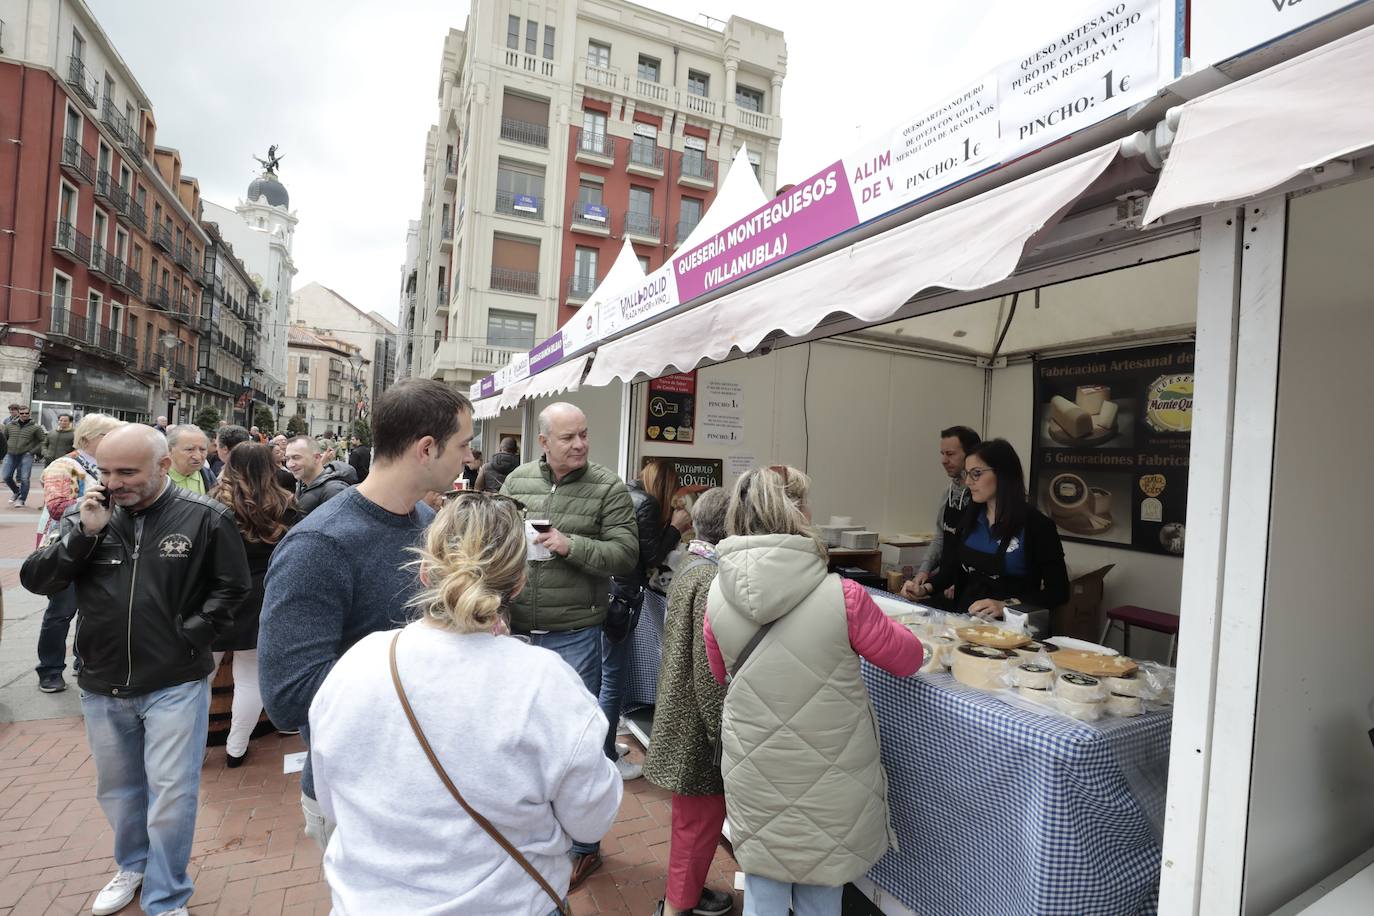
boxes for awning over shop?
[473,396,502,420]
[1145,21,1374,225]
[498,354,590,410]
[585,142,1120,386]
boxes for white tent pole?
[1196,195,1287,914]
[1158,207,1245,915]
[617,380,633,481]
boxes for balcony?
[627,139,665,178]
[59,138,95,184]
[94,325,135,362]
[100,97,130,145]
[501,49,556,79]
[682,92,718,118]
[679,154,717,190]
[573,128,615,166]
[66,56,98,108]
[736,107,774,133]
[124,133,146,167]
[176,244,196,272]
[168,301,193,325]
[126,200,147,233]
[118,266,143,299]
[582,62,620,90]
[676,219,701,246]
[49,302,96,347]
[570,200,612,237]
[94,169,117,205]
[624,210,661,243]
[439,224,454,250]
[152,224,173,252]
[567,273,597,302]
[149,285,172,311]
[499,117,548,148]
[444,155,458,190]
[53,220,91,264]
[494,189,544,221]
[89,244,122,284]
[633,78,670,105]
[490,266,539,296]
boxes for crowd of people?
[18,388,1070,915]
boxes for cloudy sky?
[89,0,1072,328]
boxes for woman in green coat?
[644,487,733,916]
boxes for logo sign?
[1145,374,1193,432]
[1139,474,1167,497]
[513,194,539,213]
[1190,0,1368,68]
[159,533,193,559]
[583,204,608,222]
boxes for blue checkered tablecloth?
[626,589,668,708]
[623,584,1170,915]
[861,589,1170,916]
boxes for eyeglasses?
[441,490,527,514]
[962,466,993,482]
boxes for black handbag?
[603,580,645,644]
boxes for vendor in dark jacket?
[600,457,692,780]
[914,438,1069,622]
[477,436,521,491]
[20,424,251,915]
[285,435,351,514]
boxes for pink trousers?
[666,792,728,910]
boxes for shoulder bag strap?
[727,618,776,683]
[389,633,570,915]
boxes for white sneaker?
[616,715,632,736]
[615,742,631,758]
[92,870,143,915]
[155,908,189,916]
[615,755,643,780]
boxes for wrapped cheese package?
[952,644,1017,690]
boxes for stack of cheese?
[1049,384,1119,441]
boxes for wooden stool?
[1100,605,1180,664]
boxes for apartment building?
[200,221,267,427]
[400,1,786,386]
[290,281,398,409]
[0,0,249,423]
[285,325,368,439]
[397,219,420,377]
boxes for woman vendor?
[907,438,1069,623]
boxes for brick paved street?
[0,471,743,915]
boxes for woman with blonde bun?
[308,491,622,915]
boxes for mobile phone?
[92,489,109,509]
[529,519,553,533]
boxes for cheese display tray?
[1053,648,1139,677]
[956,625,1032,650]
[1047,418,1117,447]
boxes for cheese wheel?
[1075,385,1111,414]
[952,644,1016,690]
[1103,673,1142,697]
[1013,662,1055,690]
[1056,671,1107,702]
[1013,641,1060,660]
[1018,686,1051,702]
[1051,395,1093,438]
[1107,692,1144,717]
[932,635,958,670]
[1060,697,1105,721]
[1094,399,1119,431]
[918,637,942,673]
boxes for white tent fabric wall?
[1145,21,1374,225]
[561,239,645,354]
[674,145,769,254]
[585,143,1121,387]
[473,396,502,420]
[498,355,590,410]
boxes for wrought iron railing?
[490,266,539,296]
[624,211,661,239]
[499,117,549,148]
[494,189,544,220]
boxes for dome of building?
[247,173,289,208]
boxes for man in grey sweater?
[258,379,474,849]
[903,425,980,606]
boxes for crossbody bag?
[389,632,571,915]
[712,612,776,767]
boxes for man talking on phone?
[21,423,250,916]
[500,402,638,890]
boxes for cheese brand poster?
[644,371,696,444]
[1031,342,1193,555]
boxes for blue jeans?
[524,626,603,857]
[3,451,34,501]
[82,678,211,914]
[35,584,80,678]
[598,631,631,760]
[743,875,842,916]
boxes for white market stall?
[467,1,1374,912]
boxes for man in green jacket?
[500,401,637,887]
[4,406,47,507]
[43,413,76,464]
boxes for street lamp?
[347,351,366,434]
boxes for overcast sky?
[89,0,1076,328]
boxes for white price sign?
[1190,0,1367,67]
[999,0,1162,159]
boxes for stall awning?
[1145,22,1374,225]
[585,143,1120,386]
[473,396,502,420]
[499,354,590,410]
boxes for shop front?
[32,354,151,424]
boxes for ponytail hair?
[408,493,527,634]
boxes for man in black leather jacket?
[20,424,250,916]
